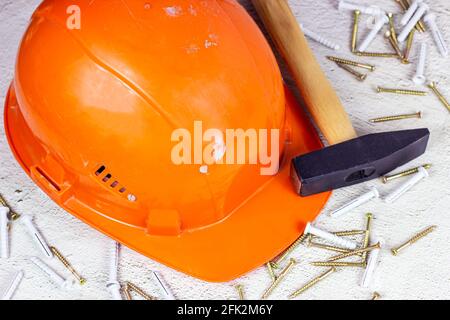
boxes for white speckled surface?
[0,0,449,300]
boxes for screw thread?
[388,13,399,45]
[377,87,427,95]
[370,112,422,123]
[334,230,366,237]
[235,284,245,300]
[50,247,86,284]
[307,241,358,255]
[272,233,307,268]
[351,10,361,52]
[404,29,416,62]
[127,282,156,300]
[328,242,381,262]
[122,284,132,300]
[266,263,276,282]
[261,259,296,299]
[327,56,375,71]
[392,226,436,255]
[355,51,398,57]
[385,31,404,59]
[311,261,366,267]
[383,164,431,183]
[289,268,336,298]
[361,213,372,262]
[311,243,362,255]
[335,62,367,81]
[410,226,436,243]
[428,82,450,112]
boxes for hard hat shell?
[4,0,330,282]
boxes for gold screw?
[126,282,156,300]
[327,56,375,71]
[261,258,296,299]
[311,261,366,267]
[0,194,8,207]
[266,262,276,282]
[361,213,373,263]
[335,62,367,81]
[122,283,132,300]
[387,13,399,45]
[328,242,381,262]
[9,212,21,221]
[372,292,381,300]
[428,82,450,112]
[50,246,86,285]
[370,111,423,123]
[351,10,361,53]
[385,31,404,60]
[0,194,21,221]
[403,29,415,63]
[377,87,428,96]
[235,284,245,300]
[307,240,360,255]
[333,230,366,237]
[391,226,437,256]
[289,268,337,299]
[355,52,399,58]
[382,164,432,183]
[270,233,307,269]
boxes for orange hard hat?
[4,0,330,282]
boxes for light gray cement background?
[0,0,449,300]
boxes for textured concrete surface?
[0,0,449,300]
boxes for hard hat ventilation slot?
[94,165,133,201]
[95,165,106,176]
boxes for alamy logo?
[66,5,81,30]
[171,121,280,176]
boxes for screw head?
[270,262,279,269]
[428,81,437,89]
[9,212,21,221]
[391,248,399,256]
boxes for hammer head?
[291,129,430,196]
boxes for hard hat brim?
[5,84,331,282]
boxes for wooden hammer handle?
[251,0,357,145]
